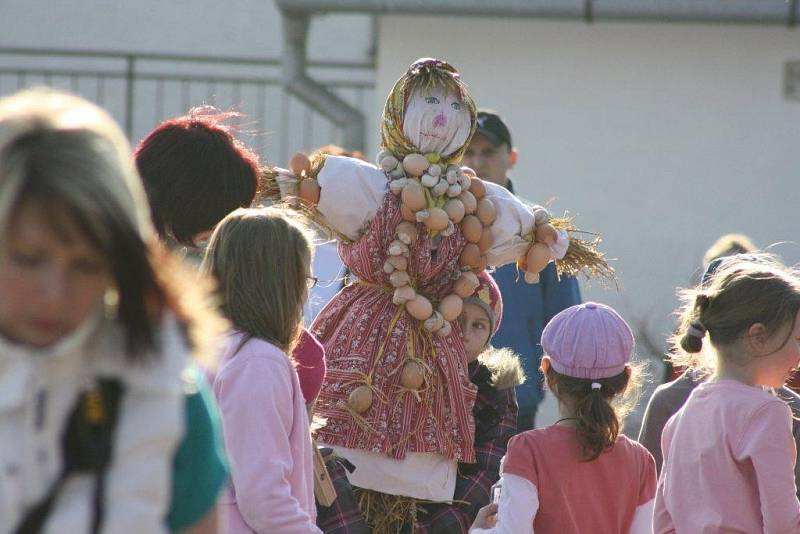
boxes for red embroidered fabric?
[312,189,477,463]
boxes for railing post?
[124,55,135,139]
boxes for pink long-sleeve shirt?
[213,332,321,534]
[654,379,800,533]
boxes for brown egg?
[400,203,417,222]
[476,198,496,226]
[526,242,552,274]
[423,207,449,232]
[396,221,418,245]
[469,177,486,199]
[400,361,425,390]
[460,166,477,177]
[461,215,483,243]
[289,152,311,176]
[387,254,408,272]
[406,295,433,321]
[402,153,430,177]
[460,243,482,269]
[348,385,373,414]
[443,199,465,224]
[473,254,489,273]
[389,271,411,288]
[401,180,426,211]
[453,271,480,298]
[535,223,558,246]
[477,227,493,254]
[298,178,320,206]
[458,191,477,214]
[438,294,463,322]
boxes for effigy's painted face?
[402,85,471,157]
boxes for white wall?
[376,16,800,359]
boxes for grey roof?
[276,0,798,26]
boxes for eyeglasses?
[306,276,318,289]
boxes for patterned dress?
[311,187,478,464]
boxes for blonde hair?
[202,207,313,353]
[0,88,221,359]
[671,254,800,370]
[702,233,757,267]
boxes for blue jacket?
[491,262,581,420]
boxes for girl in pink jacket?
[654,254,800,533]
[203,207,322,534]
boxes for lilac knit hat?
[541,302,634,379]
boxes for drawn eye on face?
[425,96,441,105]
[451,101,462,111]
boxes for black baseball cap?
[475,110,513,148]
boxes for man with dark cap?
[463,110,582,431]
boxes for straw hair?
[202,206,314,353]
[670,253,800,370]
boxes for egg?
[460,243,482,269]
[396,221,418,245]
[390,167,405,179]
[289,152,311,176]
[446,170,458,185]
[473,254,489,273]
[477,227,493,254]
[387,254,408,272]
[526,242,552,274]
[453,271,480,298]
[428,164,442,177]
[535,223,558,246]
[389,177,408,195]
[379,155,399,172]
[376,149,391,163]
[348,385,373,414]
[383,260,396,274]
[437,320,453,337]
[400,203,417,222]
[441,221,455,237]
[415,209,430,223]
[461,215,483,243]
[460,166,477,178]
[392,285,416,305]
[423,207,449,231]
[476,198,496,226]
[421,173,438,188]
[388,240,409,257]
[469,177,487,200]
[424,311,445,332]
[298,178,320,205]
[400,361,426,390]
[525,272,541,284]
[533,207,550,226]
[458,191,477,214]
[432,180,449,198]
[439,294,463,322]
[402,153,430,177]
[447,184,462,198]
[389,270,411,288]
[444,199,465,224]
[401,180,427,211]
[406,295,433,321]
[459,174,471,191]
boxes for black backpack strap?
[13,378,124,534]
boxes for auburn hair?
[134,107,260,246]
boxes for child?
[203,207,323,533]
[653,255,800,532]
[415,271,523,532]
[0,89,220,532]
[471,302,656,533]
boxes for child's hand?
[469,502,498,532]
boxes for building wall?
[376,16,800,359]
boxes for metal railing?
[0,47,375,164]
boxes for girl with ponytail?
[654,255,800,533]
[470,303,655,534]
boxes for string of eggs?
[285,150,560,415]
